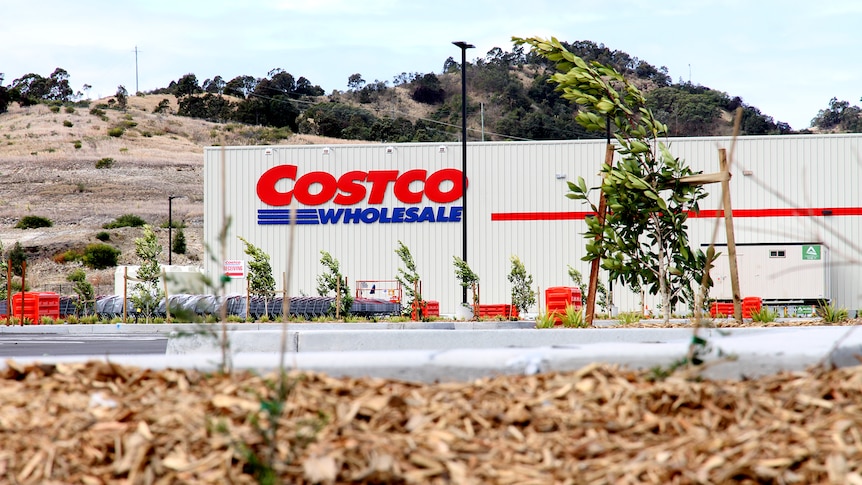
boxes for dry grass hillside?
[0,95,345,294]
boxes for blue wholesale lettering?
[258,206,463,225]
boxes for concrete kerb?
[4,321,860,383]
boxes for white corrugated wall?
[204,134,862,317]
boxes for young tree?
[0,240,6,299]
[316,251,353,317]
[238,236,275,316]
[507,255,536,314]
[568,265,609,313]
[67,268,95,316]
[115,85,128,110]
[172,225,187,255]
[515,36,715,323]
[453,256,479,307]
[395,241,423,317]
[8,242,26,277]
[131,225,163,322]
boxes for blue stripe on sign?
[258,209,319,225]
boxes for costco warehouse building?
[204,134,862,317]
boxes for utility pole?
[133,46,140,94]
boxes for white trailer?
[706,242,830,304]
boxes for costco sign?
[256,165,464,225]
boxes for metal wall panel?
[205,134,862,317]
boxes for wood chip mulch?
[2,357,862,484]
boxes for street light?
[452,40,474,305]
[168,196,179,265]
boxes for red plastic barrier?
[476,304,519,319]
[10,292,60,324]
[545,287,582,324]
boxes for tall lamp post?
[168,196,179,265]
[452,41,474,306]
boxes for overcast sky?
[2,0,860,130]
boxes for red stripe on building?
[491,207,862,221]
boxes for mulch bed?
[2,354,862,484]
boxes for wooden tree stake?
[586,144,615,326]
[719,148,743,321]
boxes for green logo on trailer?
[802,245,821,260]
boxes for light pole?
[168,196,179,265]
[453,41,474,305]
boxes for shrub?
[107,127,124,137]
[103,214,146,229]
[8,242,27,276]
[536,312,556,328]
[95,231,110,241]
[72,140,82,149]
[82,243,121,269]
[53,248,84,264]
[15,215,53,229]
[65,106,75,114]
[89,107,106,117]
[95,157,114,169]
[750,307,778,323]
[617,311,642,325]
[50,105,60,113]
[63,120,73,127]
[561,304,587,328]
[817,301,849,323]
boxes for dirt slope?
[0,96,345,293]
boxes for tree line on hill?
[3,40,862,140]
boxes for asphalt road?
[0,334,168,357]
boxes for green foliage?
[536,312,556,328]
[567,265,609,312]
[516,36,713,323]
[811,97,862,132]
[0,241,6,299]
[95,231,110,241]
[617,311,642,325]
[410,73,445,104]
[238,236,276,314]
[114,85,128,110]
[72,140,82,149]
[7,242,27,276]
[507,255,535,313]
[15,215,53,229]
[103,213,146,229]
[153,99,172,114]
[63,119,73,127]
[817,301,849,323]
[452,256,479,305]
[315,251,353,317]
[395,241,423,316]
[54,248,83,264]
[95,157,115,169]
[82,243,120,269]
[172,226,187,255]
[749,307,778,323]
[107,127,124,137]
[130,225,164,322]
[561,304,587,328]
[67,268,95,316]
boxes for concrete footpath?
[1,321,861,382]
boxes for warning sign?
[802,245,821,260]
[224,260,246,278]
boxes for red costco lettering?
[257,165,465,206]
